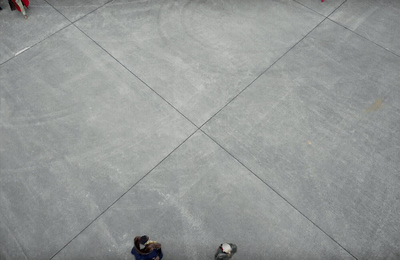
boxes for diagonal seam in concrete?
[48,128,199,260]
[43,0,114,24]
[201,129,359,260]
[327,18,400,59]
[70,23,199,129]
[0,211,29,260]
[198,1,344,130]
[0,23,73,67]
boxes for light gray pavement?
[0,0,399,259]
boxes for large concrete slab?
[295,0,345,17]
[74,0,324,126]
[45,0,111,22]
[0,25,195,259]
[52,131,353,260]
[203,20,400,259]
[0,0,70,64]
[330,0,400,56]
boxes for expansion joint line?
[49,129,199,259]
[70,23,198,129]
[202,129,358,260]
[201,2,358,258]
[200,0,348,129]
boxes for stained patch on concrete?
[366,98,382,112]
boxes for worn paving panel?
[330,0,400,56]
[45,0,111,22]
[0,220,28,260]
[295,0,345,16]
[0,0,70,64]
[52,131,353,260]
[203,20,400,259]
[0,25,195,260]
[74,0,323,126]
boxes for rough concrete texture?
[1,0,399,259]
[294,0,346,16]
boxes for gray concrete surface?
[0,0,399,259]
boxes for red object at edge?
[11,0,29,12]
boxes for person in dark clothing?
[215,243,237,259]
[131,235,163,260]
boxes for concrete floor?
[1,0,399,259]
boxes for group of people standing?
[132,235,237,260]
[1,0,30,19]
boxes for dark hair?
[140,235,149,245]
